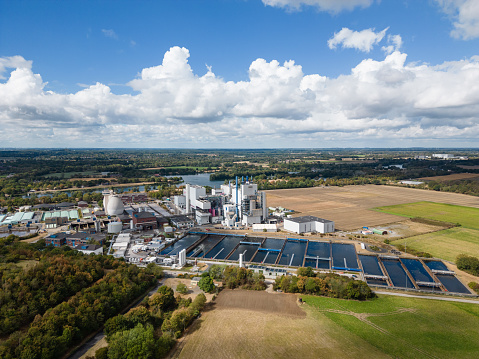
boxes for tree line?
[274,267,374,301]
[94,285,207,359]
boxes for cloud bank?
[1,47,479,147]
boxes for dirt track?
[266,185,479,230]
[214,289,305,317]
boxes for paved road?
[69,279,165,359]
[375,291,479,304]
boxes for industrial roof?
[74,244,102,251]
[22,212,35,220]
[133,211,156,219]
[285,215,333,224]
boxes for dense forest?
[0,235,161,359]
[96,285,207,359]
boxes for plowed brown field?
[266,185,479,230]
[175,290,388,359]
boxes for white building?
[252,223,277,232]
[173,195,186,210]
[221,178,267,228]
[432,154,455,159]
[283,216,335,234]
[178,249,186,267]
[173,178,267,228]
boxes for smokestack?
[235,176,239,219]
[185,183,191,214]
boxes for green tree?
[95,347,108,359]
[198,276,215,293]
[144,262,163,279]
[107,324,157,359]
[176,283,188,295]
[297,267,315,277]
[208,264,225,280]
[149,286,175,311]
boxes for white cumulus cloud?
[262,0,374,12]
[328,27,389,52]
[1,47,479,147]
[435,0,479,39]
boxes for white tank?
[108,221,123,233]
[106,195,125,216]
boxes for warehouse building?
[283,216,335,234]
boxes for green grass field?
[390,228,479,262]
[304,294,479,359]
[375,201,479,229]
[375,202,479,262]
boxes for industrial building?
[432,153,455,159]
[220,177,267,227]
[174,178,267,228]
[283,215,335,234]
[131,210,158,230]
[103,190,125,216]
[73,244,103,255]
[175,184,224,224]
[45,231,104,247]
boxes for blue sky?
[1,0,479,148]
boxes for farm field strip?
[390,227,479,262]
[266,185,479,230]
[419,173,479,181]
[376,202,479,262]
[374,202,479,230]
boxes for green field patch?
[391,227,479,262]
[375,201,479,230]
[305,295,479,359]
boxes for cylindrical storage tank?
[108,221,123,233]
[95,220,101,232]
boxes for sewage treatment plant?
[159,232,472,295]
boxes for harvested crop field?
[214,289,305,317]
[266,185,479,230]
[176,290,387,359]
[419,173,479,181]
